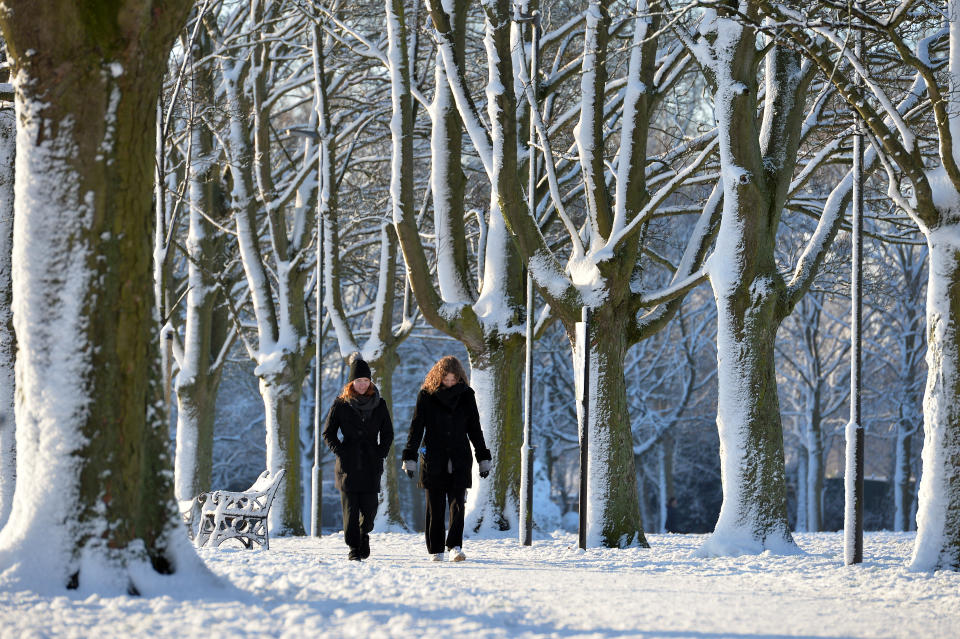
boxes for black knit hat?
[348,355,372,381]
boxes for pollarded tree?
[202,1,321,535]
[313,16,414,529]
[165,25,239,504]
[673,0,893,555]
[0,0,212,593]
[430,0,721,546]
[759,0,960,572]
[385,0,529,532]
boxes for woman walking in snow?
[402,355,492,562]
[323,355,394,561]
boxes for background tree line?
[0,0,955,593]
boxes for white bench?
[183,469,285,550]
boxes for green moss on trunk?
[0,0,193,587]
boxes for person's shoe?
[361,534,370,559]
[431,552,444,562]
[450,546,466,562]
[348,548,362,561]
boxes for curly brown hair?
[338,379,375,401]
[421,355,469,393]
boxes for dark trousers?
[340,490,378,550]
[424,486,466,554]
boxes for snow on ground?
[1,531,958,638]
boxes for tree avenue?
[757,0,960,571]
[0,0,200,593]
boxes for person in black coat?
[401,355,492,562]
[322,356,393,561]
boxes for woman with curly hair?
[322,356,393,561]
[402,355,492,562]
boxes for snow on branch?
[602,137,719,255]
[426,0,494,178]
[514,19,585,260]
[636,268,709,308]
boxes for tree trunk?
[700,274,795,554]
[217,23,310,536]
[795,449,808,532]
[893,411,914,532]
[895,325,921,533]
[464,335,525,533]
[373,348,407,530]
[573,310,647,547]
[658,433,675,533]
[0,0,200,593]
[410,0,529,534]
[697,13,806,556]
[174,372,218,502]
[912,230,960,570]
[174,71,228,501]
[0,102,14,529]
[260,364,307,537]
[805,388,824,532]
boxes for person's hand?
[478,459,491,479]
[402,459,417,478]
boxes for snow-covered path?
[2,531,958,638]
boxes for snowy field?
[1,531,958,639]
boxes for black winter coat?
[402,383,491,489]
[323,390,394,492]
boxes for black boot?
[361,534,370,559]
[348,548,362,561]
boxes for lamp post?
[845,11,865,565]
[515,3,540,548]
[577,306,591,550]
[286,120,325,539]
[311,218,323,538]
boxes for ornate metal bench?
[184,469,285,550]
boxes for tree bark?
[575,309,647,547]
[893,408,915,532]
[912,231,960,569]
[373,348,406,529]
[464,336,525,532]
[400,0,527,532]
[696,11,822,555]
[704,274,794,552]
[0,100,14,529]
[658,433,674,534]
[804,386,824,532]
[173,38,230,501]
[0,0,200,592]
[260,362,307,536]
[207,3,310,536]
[796,449,808,532]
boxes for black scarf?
[349,387,380,422]
[434,382,466,409]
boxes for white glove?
[402,459,418,478]
[478,459,492,478]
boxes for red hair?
[338,379,375,401]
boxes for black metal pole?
[520,9,539,548]
[521,271,535,545]
[579,306,591,550]
[310,25,324,538]
[845,13,865,564]
[311,245,323,537]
